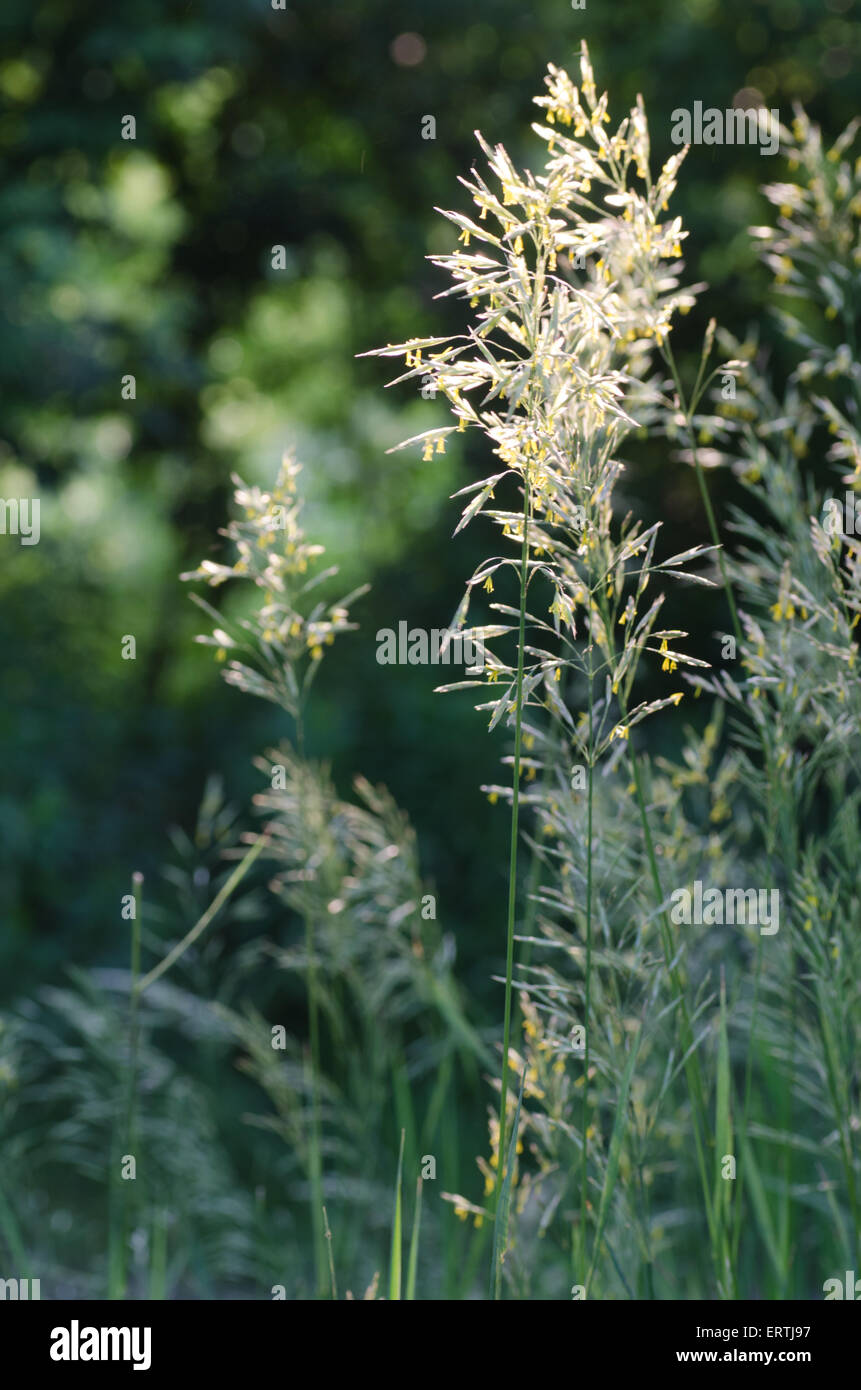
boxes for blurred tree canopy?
[1,0,857,995]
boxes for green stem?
[493,463,532,1300]
[580,640,595,1278]
[323,1205,338,1301]
[663,339,742,648]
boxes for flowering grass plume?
[181,451,367,725]
[367,42,733,1296]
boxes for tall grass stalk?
[370,41,726,1297]
[182,459,369,1294]
[580,640,595,1280]
[323,1205,338,1301]
[389,1128,406,1300]
[493,464,532,1298]
[490,1066,525,1297]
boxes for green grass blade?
[738,1126,782,1282]
[137,833,269,994]
[405,1176,423,1300]
[491,1063,526,1299]
[388,1128,405,1301]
